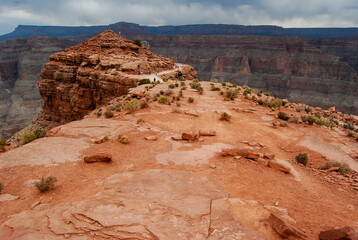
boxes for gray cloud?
[0,0,357,35]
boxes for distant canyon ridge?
[0,22,358,138]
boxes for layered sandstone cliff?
[37,30,197,125]
[0,37,74,139]
[141,35,358,114]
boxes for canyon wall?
[0,37,74,139]
[140,35,358,114]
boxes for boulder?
[182,132,199,141]
[318,226,358,240]
[268,213,307,239]
[84,153,112,163]
[268,160,291,174]
[221,148,260,161]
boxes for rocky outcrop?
[141,35,358,114]
[0,37,75,139]
[37,29,196,125]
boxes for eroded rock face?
[37,29,197,125]
[0,169,263,239]
[0,37,75,139]
[141,35,358,114]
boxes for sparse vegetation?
[322,160,352,175]
[225,89,239,100]
[35,176,57,192]
[188,97,194,103]
[296,153,308,166]
[23,128,46,145]
[103,136,109,142]
[344,123,354,131]
[220,112,231,121]
[258,99,264,105]
[118,134,129,144]
[162,77,168,82]
[158,96,169,104]
[301,115,315,125]
[124,99,140,113]
[139,99,148,109]
[278,111,290,121]
[0,182,3,193]
[0,139,7,152]
[210,85,220,91]
[190,81,203,94]
[279,122,289,127]
[270,98,283,110]
[168,84,175,89]
[304,107,312,113]
[104,110,114,118]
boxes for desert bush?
[118,134,129,144]
[221,82,226,86]
[220,112,231,121]
[104,110,114,118]
[0,139,6,146]
[220,91,224,95]
[188,97,194,103]
[330,118,339,126]
[322,160,351,175]
[210,85,220,91]
[168,84,175,89]
[23,128,46,145]
[272,121,278,127]
[190,82,203,93]
[180,81,186,86]
[301,115,315,125]
[96,111,102,117]
[270,98,283,110]
[176,102,181,107]
[139,78,150,85]
[35,176,57,192]
[278,112,290,121]
[304,107,312,113]
[0,182,3,193]
[258,99,264,105]
[244,88,252,95]
[103,136,109,142]
[0,145,4,152]
[210,78,218,83]
[289,116,299,124]
[158,96,169,104]
[115,103,122,111]
[137,118,145,124]
[193,79,199,83]
[139,99,148,109]
[164,90,173,96]
[296,153,308,166]
[124,99,140,113]
[225,89,239,100]
[315,118,330,127]
[280,122,289,127]
[133,39,142,47]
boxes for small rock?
[268,160,291,174]
[84,153,112,163]
[171,136,182,141]
[241,141,249,144]
[275,202,279,206]
[328,106,336,113]
[145,136,157,141]
[209,164,217,169]
[327,167,340,172]
[318,226,358,240]
[0,194,19,202]
[264,153,275,160]
[199,130,216,136]
[182,132,199,141]
[268,213,307,239]
[234,156,242,159]
[184,110,199,117]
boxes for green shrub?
[115,103,122,111]
[344,123,354,130]
[103,136,109,142]
[210,85,220,91]
[302,115,315,125]
[139,99,148,109]
[278,112,290,121]
[118,135,129,144]
[315,118,330,127]
[133,39,142,47]
[296,153,308,166]
[158,96,169,104]
[188,97,194,103]
[220,91,224,95]
[258,99,264,105]
[244,88,252,95]
[220,112,231,121]
[0,182,3,193]
[180,81,186,86]
[322,161,351,175]
[96,111,102,117]
[168,84,175,89]
[221,82,226,86]
[0,139,7,146]
[280,122,289,127]
[270,98,283,110]
[124,99,140,113]
[104,110,114,118]
[162,77,168,82]
[23,128,46,145]
[0,145,5,152]
[225,89,239,100]
[35,176,57,192]
[193,79,199,83]
[139,78,150,85]
[175,83,179,87]
[137,118,145,124]
[305,107,312,113]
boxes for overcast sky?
[0,0,357,35]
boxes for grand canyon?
[0,24,357,239]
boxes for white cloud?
[0,0,357,35]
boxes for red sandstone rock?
[268,160,291,174]
[318,226,358,240]
[182,132,199,141]
[268,213,307,239]
[84,153,112,163]
[221,148,260,161]
[199,130,216,136]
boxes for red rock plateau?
[37,29,197,125]
[0,78,358,239]
[141,35,358,115]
